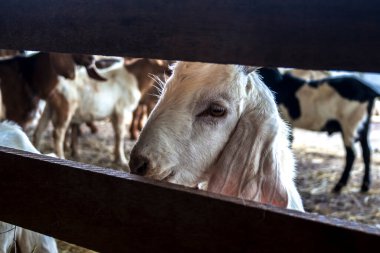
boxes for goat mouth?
[147,169,175,181]
[161,170,175,181]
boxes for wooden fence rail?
[0,0,380,71]
[1,0,380,252]
[0,146,379,253]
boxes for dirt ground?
[26,118,380,252]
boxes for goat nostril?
[136,161,148,176]
[129,155,149,176]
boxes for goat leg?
[333,144,356,193]
[130,106,144,140]
[86,121,98,134]
[112,112,128,168]
[359,102,373,192]
[33,103,51,149]
[70,123,80,158]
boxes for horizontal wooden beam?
[0,0,379,72]
[0,147,379,253]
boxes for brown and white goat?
[0,52,103,128]
[129,62,304,211]
[60,58,170,157]
[34,59,140,166]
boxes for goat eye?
[209,104,226,117]
[197,103,227,118]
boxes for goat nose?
[129,154,150,176]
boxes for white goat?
[34,60,141,166]
[0,121,58,253]
[129,62,304,211]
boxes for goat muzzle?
[129,154,150,176]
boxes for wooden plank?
[0,0,380,72]
[0,146,379,253]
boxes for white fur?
[287,69,330,81]
[0,121,58,253]
[130,62,304,211]
[34,64,141,166]
[0,222,14,253]
[0,121,40,153]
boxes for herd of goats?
[0,49,380,252]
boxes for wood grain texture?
[0,146,379,253]
[0,0,379,71]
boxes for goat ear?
[207,107,289,208]
[95,58,121,69]
[85,66,107,82]
[50,53,76,79]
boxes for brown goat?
[0,52,103,128]
[124,58,172,140]
[130,84,161,140]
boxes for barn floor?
[26,118,380,253]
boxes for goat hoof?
[332,184,343,193]
[120,164,130,173]
[130,131,139,140]
[90,126,98,134]
[360,184,370,193]
[114,159,129,172]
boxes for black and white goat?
[258,68,380,193]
